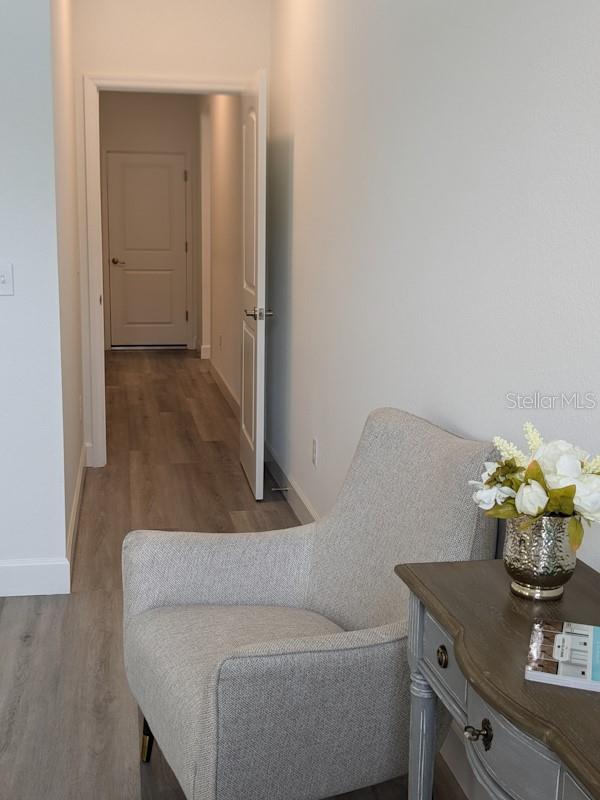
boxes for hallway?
[0,351,419,799]
[72,351,297,592]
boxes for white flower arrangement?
[470,423,600,550]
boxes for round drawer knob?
[436,644,449,669]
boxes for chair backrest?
[306,409,497,630]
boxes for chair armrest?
[122,525,316,622]
[214,622,411,797]
[226,620,408,660]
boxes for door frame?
[80,74,259,468]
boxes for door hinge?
[183,169,188,182]
[185,310,189,321]
[185,241,188,253]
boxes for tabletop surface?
[395,558,600,798]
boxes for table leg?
[408,669,437,800]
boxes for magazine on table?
[525,619,600,692]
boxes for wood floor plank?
[71,463,131,592]
[129,452,172,532]
[0,591,140,799]
[72,351,279,591]
[230,501,299,532]
[159,410,206,464]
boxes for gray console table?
[395,560,600,800]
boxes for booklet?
[525,619,600,692]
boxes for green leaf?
[546,484,576,516]
[568,517,584,552]
[486,458,525,492]
[524,460,548,492]
[485,499,519,519]
[505,475,525,493]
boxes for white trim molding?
[82,75,108,467]
[209,362,240,420]
[0,558,71,597]
[264,443,318,525]
[200,102,212,359]
[79,73,254,468]
[66,446,87,566]
[200,344,212,359]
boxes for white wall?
[99,91,200,347]
[0,0,70,594]
[268,0,600,570]
[72,0,271,80]
[209,94,243,402]
[52,0,85,565]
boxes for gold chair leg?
[141,717,154,763]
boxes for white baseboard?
[209,361,240,420]
[85,440,105,468]
[66,446,87,566]
[200,344,211,359]
[264,443,318,524]
[0,558,71,597]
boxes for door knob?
[245,308,274,321]
[111,257,126,265]
[464,719,493,751]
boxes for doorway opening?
[80,75,267,499]
[100,92,196,350]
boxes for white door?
[240,73,268,499]
[107,152,188,346]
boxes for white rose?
[515,480,548,516]
[533,440,587,477]
[545,475,576,492]
[496,485,517,504]
[472,487,497,510]
[554,454,582,478]
[573,474,600,522]
[545,454,582,490]
[472,485,516,510]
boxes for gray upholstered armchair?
[122,409,496,800]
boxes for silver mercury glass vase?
[503,515,577,600]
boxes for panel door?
[240,73,268,499]
[107,152,188,346]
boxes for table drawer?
[466,688,561,800]
[422,612,466,707]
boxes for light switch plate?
[0,262,14,296]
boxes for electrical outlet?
[312,437,318,468]
[0,262,14,296]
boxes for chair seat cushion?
[124,604,343,799]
